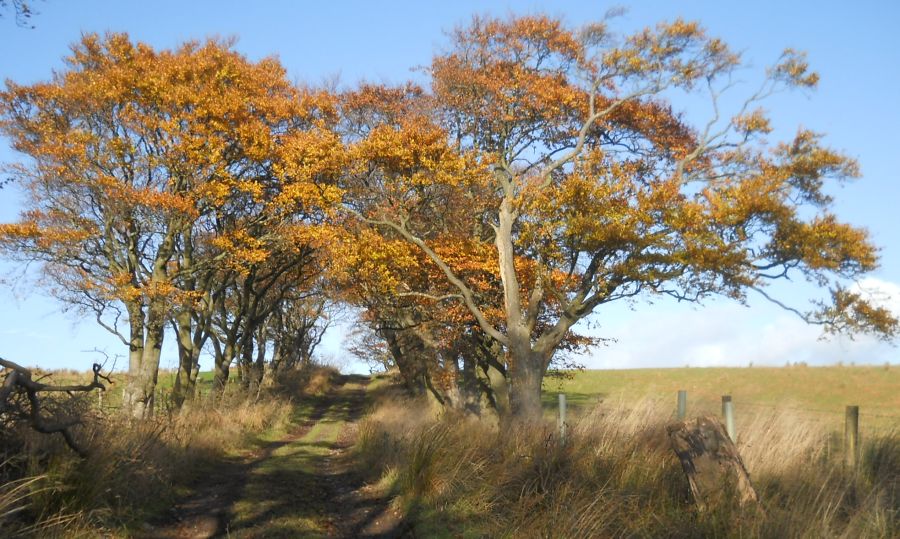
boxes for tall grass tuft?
[355,388,899,538]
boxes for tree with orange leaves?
[335,225,504,413]
[0,34,341,417]
[340,83,595,415]
[346,15,898,421]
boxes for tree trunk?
[122,303,145,415]
[172,310,196,408]
[262,357,277,387]
[495,199,546,421]
[485,362,510,416]
[123,304,165,419]
[136,334,163,417]
[122,301,166,419]
[440,350,462,409]
[250,330,266,391]
[270,339,283,374]
[213,340,234,391]
[240,340,259,391]
[507,349,545,420]
[459,352,482,415]
[173,344,201,408]
[189,356,201,388]
[382,327,426,396]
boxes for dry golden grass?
[355,380,899,538]
[545,366,900,433]
[0,365,337,538]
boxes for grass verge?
[356,375,899,538]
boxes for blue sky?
[0,0,898,372]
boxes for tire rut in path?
[314,377,411,538]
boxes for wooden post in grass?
[845,405,859,469]
[722,395,735,442]
[97,387,102,412]
[558,393,567,443]
[677,390,687,420]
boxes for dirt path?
[138,375,410,539]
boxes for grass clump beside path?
[355,368,899,538]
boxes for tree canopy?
[0,34,342,416]
[343,15,897,418]
[0,15,895,421]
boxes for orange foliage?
[0,33,342,312]
[342,12,896,402]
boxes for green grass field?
[542,365,900,432]
[155,369,216,388]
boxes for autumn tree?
[346,15,898,421]
[202,91,343,392]
[207,237,326,391]
[339,84,593,414]
[0,34,341,417]
[338,84,503,411]
[337,242,489,409]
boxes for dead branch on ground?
[0,358,112,457]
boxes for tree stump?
[667,416,761,512]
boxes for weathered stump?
[667,415,761,512]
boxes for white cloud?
[852,277,900,315]
[577,283,900,369]
[324,279,900,374]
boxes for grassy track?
[228,391,349,537]
[138,374,402,538]
[226,375,401,538]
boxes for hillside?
[542,365,900,432]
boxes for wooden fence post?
[721,395,735,442]
[845,405,859,469]
[97,387,103,412]
[677,390,687,420]
[558,393,567,443]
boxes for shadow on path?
[139,375,413,538]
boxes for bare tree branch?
[0,358,112,457]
